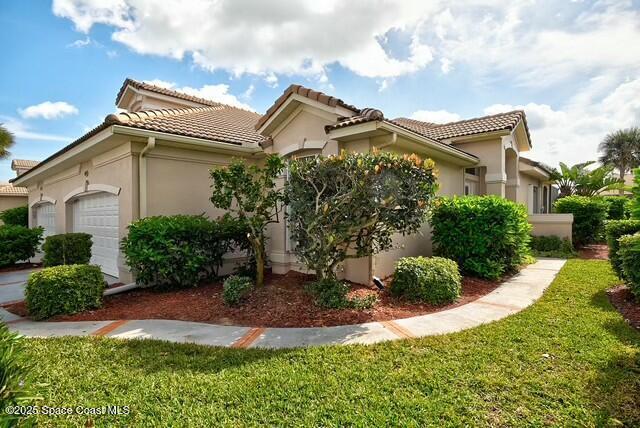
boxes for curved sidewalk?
[0,259,565,349]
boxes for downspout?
[138,136,155,218]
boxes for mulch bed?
[0,262,41,274]
[607,285,640,331]
[5,272,502,328]
[579,244,609,260]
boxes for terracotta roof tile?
[11,159,39,169]
[256,84,360,130]
[393,111,531,143]
[325,108,384,132]
[0,184,28,196]
[115,78,223,107]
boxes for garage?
[34,202,56,238]
[72,192,119,277]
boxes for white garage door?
[35,203,56,238]
[73,192,119,277]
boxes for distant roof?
[256,84,360,130]
[115,78,222,108]
[11,159,39,170]
[519,156,555,175]
[0,183,28,196]
[393,111,531,143]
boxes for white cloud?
[67,36,92,48]
[410,109,460,123]
[242,84,255,99]
[0,116,70,142]
[440,57,452,74]
[142,79,254,110]
[18,101,79,120]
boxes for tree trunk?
[249,234,265,287]
[619,167,626,196]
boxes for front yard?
[22,259,640,426]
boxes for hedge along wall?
[618,233,640,299]
[431,196,531,280]
[553,196,609,247]
[605,220,640,279]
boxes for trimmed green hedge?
[222,275,254,306]
[43,233,92,267]
[25,264,105,320]
[390,256,461,304]
[605,220,640,279]
[0,205,28,226]
[554,196,609,246]
[603,196,630,220]
[618,233,640,299]
[121,214,250,288]
[431,196,531,280]
[530,235,575,258]
[0,225,43,267]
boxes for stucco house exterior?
[0,160,39,224]
[12,79,568,283]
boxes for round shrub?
[0,205,28,226]
[603,196,630,220]
[0,225,43,267]
[605,220,640,279]
[25,264,105,320]
[305,278,378,309]
[618,233,640,299]
[222,275,253,306]
[121,214,250,288]
[431,196,531,280]
[42,232,92,267]
[390,256,461,304]
[553,196,608,246]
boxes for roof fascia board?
[325,121,378,139]
[445,130,510,144]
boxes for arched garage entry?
[64,185,121,277]
[30,198,57,239]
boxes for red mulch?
[4,272,502,328]
[608,285,640,331]
[0,262,41,273]
[579,244,609,260]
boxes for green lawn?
[22,260,640,426]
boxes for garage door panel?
[73,193,119,277]
[35,203,56,238]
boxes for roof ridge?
[104,105,222,125]
[426,110,525,128]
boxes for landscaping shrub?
[222,275,254,306]
[603,196,630,220]
[0,225,43,267]
[605,219,640,279]
[530,235,575,258]
[122,214,250,288]
[25,264,105,320]
[305,278,378,310]
[431,196,531,280]
[0,205,28,226]
[553,196,609,246]
[42,232,92,267]
[390,256,461,304]
[618,233,640,299]
[0,322,41,427]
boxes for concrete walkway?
[0,259,565,349]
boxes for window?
[464,185,470,196]
[465,167,478,176]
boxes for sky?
[1,0,639,182]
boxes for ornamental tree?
[210,155,286,287]
[285,150,438,280]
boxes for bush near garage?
[529,235,576,258]
[25,264,105,320]
[431,196,531,280]
[553,196,609,247]
[0,225,43,267]
[304,278,378,310]
[121,214,251,288]
[0,205,28,226]
[618,233,640,299]
[42,233,92,267]
[605,219,640,279]
[390,256,461,305]
[222,275,254,306]
[603,196,631,220]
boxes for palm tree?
[549,161,595,197]
[0,124,15,160]
[598,127,640,194]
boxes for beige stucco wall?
[0,195,27,224]
[529,214,573,242]
[453,137,505,197]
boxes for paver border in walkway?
[0,259,566,349]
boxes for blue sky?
[1,0,639,181]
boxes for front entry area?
[72,192,120,277]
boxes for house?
[600,172,635,196]
[12,79,569,283]
[0,160,39,223]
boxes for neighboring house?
[12,79,565,283]
[0,160,39,223]
[600,172,635,196]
